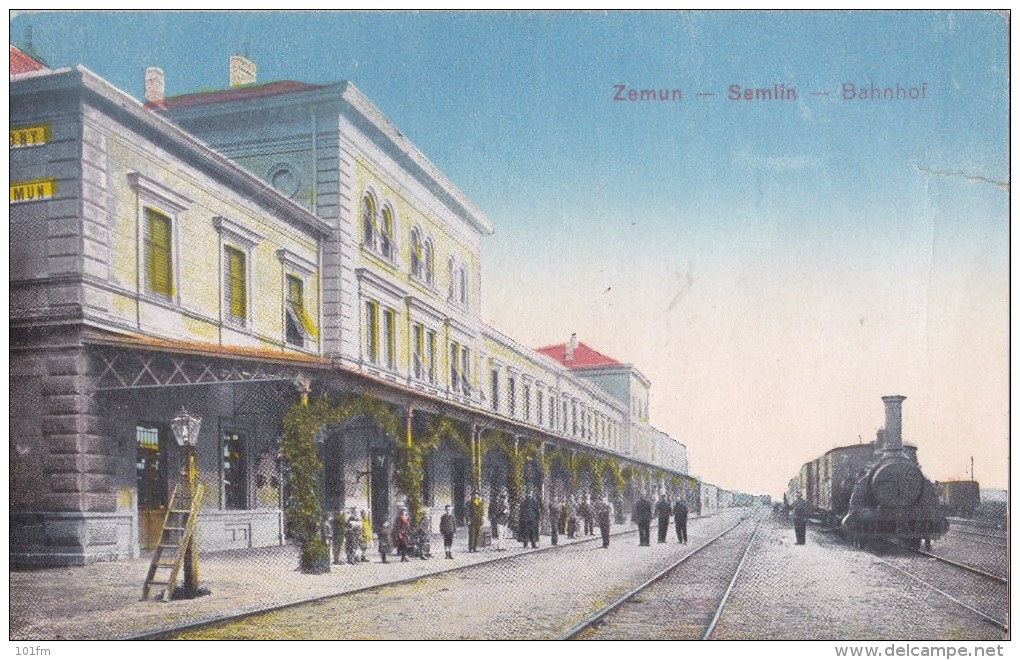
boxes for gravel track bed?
[167,510,750,640]
[709,514,1006,640]
[577,512,763,640]
[930,533,1008,579]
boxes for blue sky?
[10,11,1009,494]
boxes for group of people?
[324,506,432,565]
[322,489,694,567]
[632,492,688,546]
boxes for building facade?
[10,65,330,566]
[11,55,723,567]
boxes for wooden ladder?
[142,482,205,601]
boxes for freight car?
[787,395,948,548]
[937,480,980,517]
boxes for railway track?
[559,508,766,640]
[875,542,1008,634]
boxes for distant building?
[535,339,688,474]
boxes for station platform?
[12,519,659,640]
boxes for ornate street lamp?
[171,407,202,597]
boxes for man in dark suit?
[596,496,613,548]
[655,493,672,543]
[634,492,653,546]
[468,490,483,553]
[518,488,541,549]
[792,494,811,545]
[673,498,689,544]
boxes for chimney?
[144,67,164,103]
[565,333,578,361]
[881,395,906,451]
[229,54,256,87]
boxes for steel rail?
[558,507,765,641]
[702,512,765,639]
[912,547,1008,584]
[872,555,1008,633]
[125,524,643,640]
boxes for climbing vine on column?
[280,393,399,574]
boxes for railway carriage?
[937,480,980,517]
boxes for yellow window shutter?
[145,208,173,297]
[226,246,247,320]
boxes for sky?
[10,10,1009,496]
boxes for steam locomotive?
[785,395,948,548]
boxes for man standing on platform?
[792,493,811,545]
[673,498,688,544]
[440,504,457,559]
[579,494,594,536]
[635,491,652,546]
[468,490,484,553]
[596,495,613,548]
[656,492,672,543]
[519,488,541,549]
[547,496,560,546]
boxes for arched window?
[362,194,377,249]
[423,239,434,286]
[447,257,455,300]
[410,227,423,279]
[459,267,468,305]
[379,205,394,259]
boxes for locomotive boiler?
[787,395,948,548]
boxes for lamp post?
[171,407,202,597]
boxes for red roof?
[535,341,621,369]
[10,45,46,75]
[145,80,324,110]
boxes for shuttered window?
[365,300,379,362]
[224,246,247,322]
[286,275,306,347]
[144,208,173,298]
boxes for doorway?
[136,423,169,550]
[370,448,391,532]
[453,458,467,525]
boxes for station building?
[11,64,330,566]
[11,53,719,568]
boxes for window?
[508,377,516,417]
[460,346,471,395]
[222,430,247,510]
[224,245,247,324]
[537,391,544,425]
[450,341,460,390]
[411,228,423,279]
[524,385,531,422]
[426,330,437,383]
[136,424,166,509]
[285,275,310,347]
[423,240,434,286]
[380,206,395,259]
[459,267,468,305]
[550,396,556,429]
[144,207,173,299]
[447,258,456,300]
[413,323,425,379]
[365,300,379,363]
[382,308,396,369]
[490,369,500,411]
[362,193,377,250]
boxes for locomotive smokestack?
[881,395,906,450]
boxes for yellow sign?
[10,124,50,148]
[10,179,56,204]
